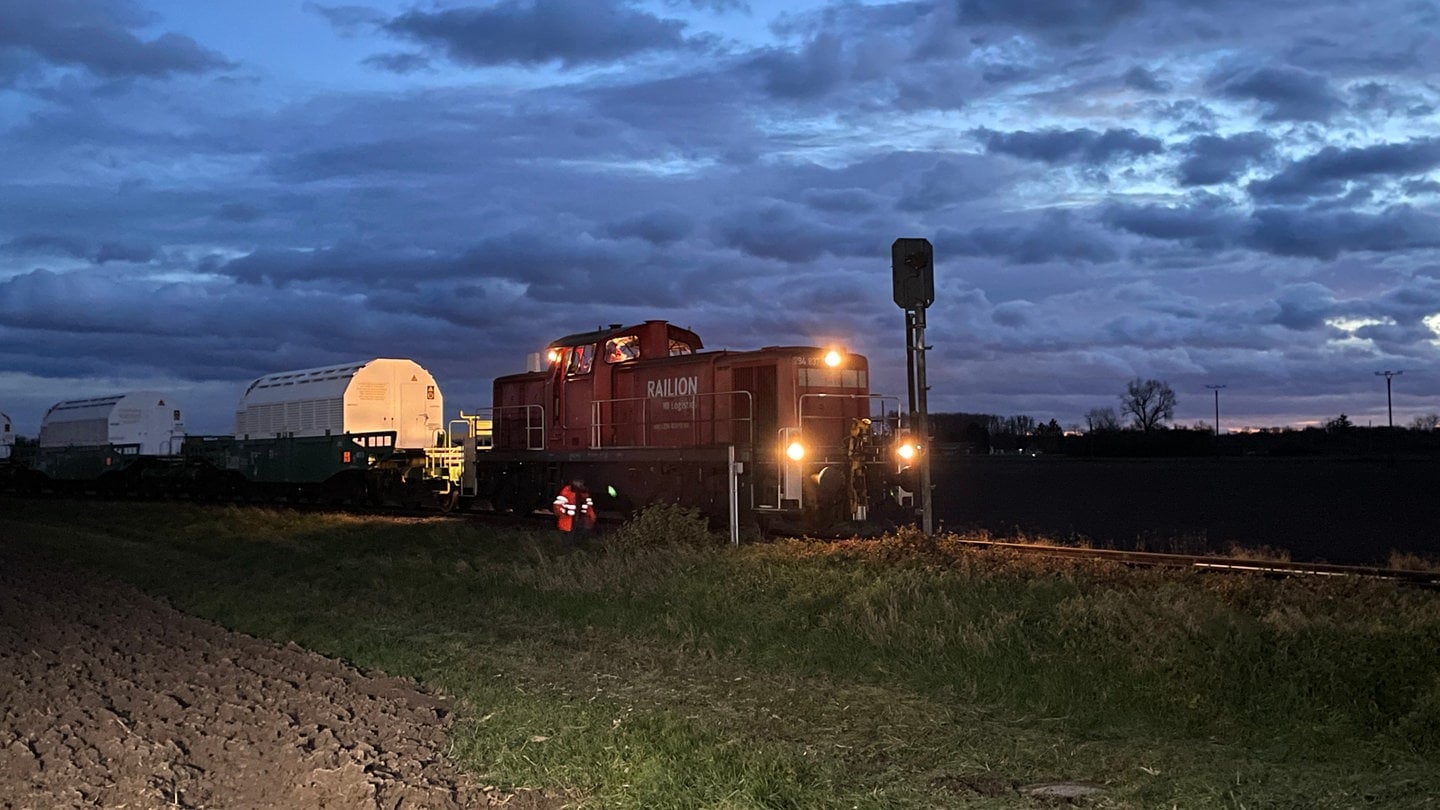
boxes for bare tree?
[1006,414,1036,436]
[1084,406,1121,432]
[1410,413,1440,431]
[1121,378,1176,432]
[1324,413,1353,431]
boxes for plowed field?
[0,542,525,810]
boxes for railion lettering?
[646,376,699,398]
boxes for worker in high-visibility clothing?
[552,479,597,543]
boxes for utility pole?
[1205,384,1226,435]
[892,238,934,534]
[1375,370,1403,428]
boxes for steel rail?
[949,537,1440,587]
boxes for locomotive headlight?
[895,437,918,462]
[547,348,562,365]
[823,349,843,367]
[785,440,806,461]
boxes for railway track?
[8,490,1438,587]
[456,506,1440,588]
[948,537,1440,588]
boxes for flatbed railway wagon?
[182,358,451,504]
[26,392,187,488]
[11,361,452,504]
[450,320,915,530]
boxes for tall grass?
[5,498,1440,807]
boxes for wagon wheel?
[436,488,459,513]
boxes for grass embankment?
[5,499,1440,808]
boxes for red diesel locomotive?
[456,320,915,530]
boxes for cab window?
[668,339,694,356]
[605,335,641,363]
[568,344,595,375]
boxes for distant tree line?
[929,377,1440,458]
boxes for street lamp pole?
[1205,384,1226,435]
[1375,370,1403,428]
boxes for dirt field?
[0,541,550,810]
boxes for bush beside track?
[5,499,1440,808]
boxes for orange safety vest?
[553,485,596,531]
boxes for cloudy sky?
[3,0,1439,435]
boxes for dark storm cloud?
[267,132,489,181]
[1377,275,1440,317]
[363,52,432,74]
[1350,81,1430,117]
[216,203,265,224]
[1122,65,1169,93]
[1103,196,1245,251]
[957,0,1145,38]
[976,127,1163,166]
[1353,320,1432,351]
[1176,132,1274,186]
[578,71,771,164]
[94,241,155,264]
[897,159,995,211]
[0,268,485,407]
[1243,206,1440,260]
[0,0,231,81]
[382,0,693,69]
[220,246,475,289]
[304,2,388,37]
[1248,137,1440,201]
[943,210,1120,265]
[1404,179,1440,196]
[765,1,936,42]
[1268,283,1337,331]
[991,300,1035,328]
[1,233,154,265]
[603,209,695,244]
[801,188,884,214]
[215,230,693,309]
[663,0,750,12]
[744,3,976,107]
[1107,198,1440,260]
[0,268,218,337]
[749,33,847,99]
[1210,65,1344,122]
[712,202,871,263]
[1105,196,1244,249]
[2,233,89,258]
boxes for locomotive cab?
[490,320,703,452]
[544,320,702,450]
